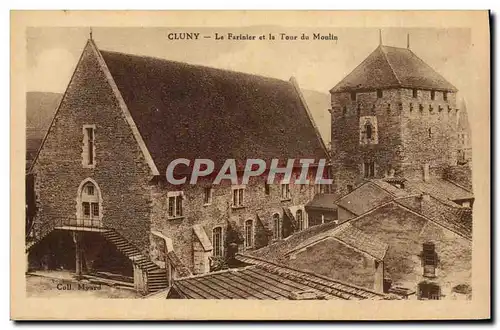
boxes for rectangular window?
[168,197,175,217]
[443,92,448,101]
[245,220,253,248]
[82,202,90,217]
[213,227,223,257]
[273,214,281,240]
[203,187,212,205]
[413,89,418,98]
[167,192,183,218]
[83,125,96,167]
[430,90,435,100]
[264,182,270,195]
[377,89,383,98]
[350,92,356,101]
[91,203,99,216]
[363,162,375,178]
[281,183,290,200]
[86,185,94,195]
[87,127,94,165]
[232,187,245,207]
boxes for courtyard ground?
[26,271,141,298]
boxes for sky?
[27,26,472,101]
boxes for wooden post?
[73,232,83,280]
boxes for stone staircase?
[101,229,168,293]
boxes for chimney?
[422,163,430,182]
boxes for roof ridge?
[443,178,473,194]
[379,45,403,86]
[99,48,291,85]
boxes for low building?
[162,254,386,300]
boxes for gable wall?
[31,42,153,250]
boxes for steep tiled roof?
[287,222,388,261]
[172,254,385,300]
[305,193,341,211]
[396,196,472,240]
[331,45,457,93]
[336,181,394,215]
[99,49,327,173]
[404,179,474,203]
[333,223,389,260]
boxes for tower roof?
[330,45,457,93]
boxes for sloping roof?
[305,193,341,210]
[192,225,213,252]
[288,222,388,261]
[396,196,472,240]
[336,181,394,215]
[331,45,457,93]
[99,49,327,172]
[404,179,474,202]
[172,254,385,300]
[332,223,389,260]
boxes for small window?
[212,227,223,257]
[350,92,356,101]
[82,202,90,216]
[83,126,96,167]
[91,202,99,216]
[281,183,291,200]
[264,182,270,195]
[419,104,424,112]
[413,89,418,98]
[314,184,325,194]
[387,103,391,114]
[273,213,281,240]
[429,104,433,112]
[203,187,212,205]
[86,185,94,195]
[377,89,383,98]
[296,210,304,231]
[365,122,373,139]
[428,127,433,138]
[232,187,245,207]
[418,282,441,300]
[342,106,347,115]
[244,219,254,248]
[443,92,448,101]
[430,90,435,100]
[167,192,183,218]
[363,161,375,178]
[409,103,413,112]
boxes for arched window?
[296,210,304,231]
[77,179,102,227]
[244,219,254,248]
[365,122,373,139]
[273,213,281,240]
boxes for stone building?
[26,38,329,294]
[249,178,472,300]
[330,41,466,195]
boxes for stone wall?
[31,41,153,250]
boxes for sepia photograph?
[11,10,490,320]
